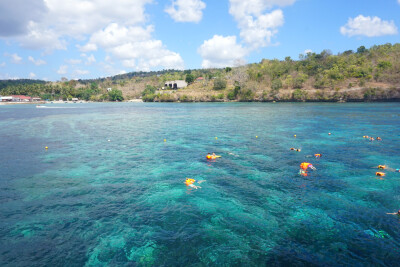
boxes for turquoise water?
[0,102,400,266]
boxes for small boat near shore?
[36,105,47,108]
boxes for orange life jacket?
[185,178,195,186]
[300,162,311,170]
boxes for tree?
[213,78,227,90]
[185,74,195,84]
[108,89,124,101]
[357,46,367,54]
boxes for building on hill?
[164,80,187,89]
[11,95,32,102]
[0,96,13,102]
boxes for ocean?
[0,102,399,266]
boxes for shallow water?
[0,102,399,266]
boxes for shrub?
[271,79,282,91]
[142,94,155,102]
[292,89,308,101]
[227,91,236,100]
[213,78,227,90]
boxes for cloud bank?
[165,0,206,23]
[1,0,184,75]
[198,0,296,68]
[340,15,398,37]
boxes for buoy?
[256,136,258,138]
[328,133,331,135]
[45,146,48,150]
[164,139,166,142]
[215,137,218,140]
[108,139,111,142]
[294,135,296,138]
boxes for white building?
[164,80,187,89]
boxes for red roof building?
[11,95,32,102]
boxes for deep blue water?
[0,102,400,266]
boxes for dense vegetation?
[1,43,399,102]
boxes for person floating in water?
[206,152,221,160]
[386,210,400,216]
[299,162,316,176]
[314,154,322,158]
[373,165,397,172]
[185,178,205,189]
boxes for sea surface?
[0,102,399,266]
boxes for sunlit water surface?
[1,102,400,266]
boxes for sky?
[0,0,399,81]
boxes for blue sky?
[0,0,399,81]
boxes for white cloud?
[29,72,36,78]
[66,59,82,65]
[83,23,184,71]
[74,69,89,75]
[1,0,185,75]
[0,73,20,80]
[398,0,400,4]
[7,53,23,64]
[198,35,248,68]
[86,54,96,65]
[4,0,153,52]
[18,21,67,52]
[87,23,153,49]
[165,0,206,23]
[340,15,398,37]
[229,0,293,50]
[0,0,47,37]
[77,43,98,52]
[304,49,312,54]
[0,62,5,67]
[57,65,68,75]
[28,56,46,66]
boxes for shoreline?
[1,99,399,105]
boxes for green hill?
[1,43,399,102]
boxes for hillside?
[1,43,400,102]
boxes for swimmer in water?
[373,165,397,172]
[387,210,400,216]
[185,178,206,189]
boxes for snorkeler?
[373,165,397,172]
[314,154,322,158]
[386,210,400,216]
[300,162,316,171]
[299,162,316,176]
[185,178,205,189]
